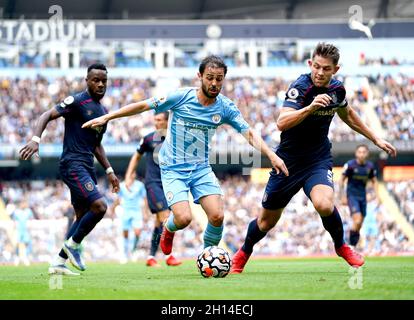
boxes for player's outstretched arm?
[94,143,120,193]
[125,152,142,181]
[82,101,152,129]
[277,94,332,131]
[338,174,348,205]
[242,128,289,176]
[19,108,62,160]
[337,106,397,157]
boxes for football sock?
[165,214,179,232]
[321,207,345,249]
[133,234,140,251]
[150,226,163,256]
[349,230,360,246]
[242,218,267,254]
[123,237,129,257]
[203,223,223,248]
[59,219,81,259]
[71,210,105,244]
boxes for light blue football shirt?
[119,180,146,215]
[145,87,250,171]
[11,208,33,232]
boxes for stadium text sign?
[0,21,95,42]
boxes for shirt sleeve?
[55,95,78,118]
[283,83,306,110]
[342,162,352,177]
[137,137,148,155]
[144,90,186,113]
[336,86,348,108]
[368,165,377,179]
[223,101,250,133]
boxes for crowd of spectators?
[1,176,412,264]
[387,180,414,226]
[1,75,390,154]
[373,74,414,141]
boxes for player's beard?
[201,83,220,99]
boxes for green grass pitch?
[0,256,413,300]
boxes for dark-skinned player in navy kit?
[231,43,397,273]
[19,63,120,275]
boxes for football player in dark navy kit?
[125,112,182,267]
[231,43,397,273]
[339,144,380,248]
[19,63,120,275]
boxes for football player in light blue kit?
[11,200,33,266]
[111,170,147,263]
[83,55,288,256]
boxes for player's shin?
[203,223,223,248]
[349,230,360,246]
[320,207,345,249]
[241,218,268,254]
[71,210,105,244]
[165,213,179,232]
[150,226,163,256]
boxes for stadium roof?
[1,0,414,20]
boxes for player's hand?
[82,115,109,129]
[309,94,332,111]
[374,138,397,157]
[269,153,289,176]
[19,141,40,160]
[108,173,120,193]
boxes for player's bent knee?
[90,199,107,216]
[209,213,224,226]
[257,218,276,232]
[314,199,334,216]
[176,214,192,227]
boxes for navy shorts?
[262,160,334,210]
[347,196,367,217]
[59,161,103,210]
[145,182,169,214]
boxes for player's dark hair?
[356,144,369,151]
[161,111,169,120]
[199,55,227,75]
[87,63,107,74]
[312,43,340,65]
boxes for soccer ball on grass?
[196,246,231,278]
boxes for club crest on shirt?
[153,96,166,108]
[287,88,299,99]
[212,114,221,124]
[84,182,94,192]
[262,192,268,203]
[330,92,338,104]
[166,191,174,202]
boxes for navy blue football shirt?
[55,91,107,167]
[342,159,376,198]
[137,130,165,185]
[277,73,348,164]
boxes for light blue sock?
[165,214,179,232]
[123,237,129,257]
[203,223,223,248]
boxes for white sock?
[67,237,79,248]
[147,255,155,260]
[54,255,67,265]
